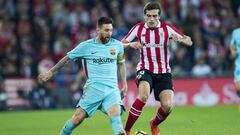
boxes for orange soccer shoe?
[150,120,160,135]
[126,131,130,135]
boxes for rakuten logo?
[93,58,115,64]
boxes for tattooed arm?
[38,56,71,82]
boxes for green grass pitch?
[0,105,239,135]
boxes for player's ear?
[96,26,100,34]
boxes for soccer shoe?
[118,129,126,135]
[150,120,160,135]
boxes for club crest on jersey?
[110,49,116,55]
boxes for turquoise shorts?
[77,83,125,117]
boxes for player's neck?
[146,20,160,29]
[96,36,110,44]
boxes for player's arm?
[230,44,237,58]
[38,56,71,82]
[167,24,193,46]
[71,69,85,90]
[122,23,142,49]
[118,62,127,89]
[122,39,142,49]
[117,54,128,99]
[118,62,128,99]
[171,34,193,46]
[230,31,237,58]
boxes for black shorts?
[136,69,173,101]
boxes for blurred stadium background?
[0,0,240,134]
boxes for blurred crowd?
[0,0,240,109]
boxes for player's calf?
[60,120,76,135]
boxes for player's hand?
[120,85,128,100]
[231,51,238,59]
[171,34,180,42]
[70,82,79,91]
[129,42,142,49]
[38,71,53,83]
[171,34,192,46]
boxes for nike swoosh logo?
[91,52,97,54]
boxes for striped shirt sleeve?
[123,23,141,42]
[166,24,184,38]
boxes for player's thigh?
[77,86,104,118]
[234,68,240,89]
[153,73,173,101]
[159,90,174,106]
[101,89,121,116]
[136,70,152,99]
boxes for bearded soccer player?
[230,27,240,111]
[122,2,192,135]
[38,17,127,135]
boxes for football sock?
[110,115,124,135]
[125,98,145,132]
[151,107,170,127]
[60,120,76,135]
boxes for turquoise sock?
[110,115,124,135]
[60,120,75,135]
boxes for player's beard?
[100,35,110,44]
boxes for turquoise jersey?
[230,28,240,81]
[67,38,125,89]
[231,28,240,66]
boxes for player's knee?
[72,113,84,125]
[107,105,121,117]
[161,102,174,113]
[71,109,86,125]
[108,110,120,117]
[139,94,149,103]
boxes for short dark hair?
[143,2,161,16]
[97,17,113,27]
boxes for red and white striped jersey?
[124,21,184,74]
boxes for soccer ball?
[134,130,148,135]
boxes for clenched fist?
[38,71,53,83]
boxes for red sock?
[151,107,170,127]
[125,98,145,132]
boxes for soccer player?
[230,27,240,110]
[38,17,127,135]
[122,2,192,135]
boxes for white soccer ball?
[134,130,148,135]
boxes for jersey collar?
[144,20,161,29]
[94,38,112,46]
